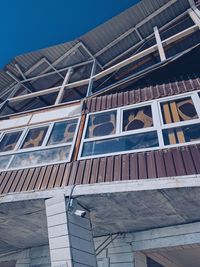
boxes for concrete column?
[45,194,97,267]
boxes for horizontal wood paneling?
[0,145,200,195]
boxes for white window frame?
[157,91,200,148]
[78,102,160,160]
[0,116,80,171]
[79,90,200,160]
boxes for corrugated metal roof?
[0,0,197,101]
[14,41,78,71]
[80,0,191,65]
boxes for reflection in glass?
[21,127,48,149]
[10,146,71,169]
[61,85,88,104]
[161,97,198,124]
[48,119,78,145]
[86,111,117,139]
[0,131,22,152]
[0,92,58,117]
[82,131,158,157]
[0,155,11,170]
[123,105,153,131]
[163,123,200,145]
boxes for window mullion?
[7,155,15,170]
[152,102,164,147]
[14,127,29,151]
[42,123,54,146]
[116,108,121,134]
[191,92,200,118]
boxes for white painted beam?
[127,222,200,252]
[55,67,72,104]
[93,24,198,81]
[7,22,198,104]
[188,8,200,29]
[162,24,198,46]
[86,60,97,97]
[154,26,166,61]
[2,175,200,203]
[14,63,26,80]
[94,0,177,58]
[20,59,93,83]
[104,9,189,68]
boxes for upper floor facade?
[0,0,200,194]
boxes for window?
[0,117,79,171]
[80,105,159,158]
[160,97,198,124]
[163,123,200,145]
[159,95,200,145]
[47,119,77,145]
[10,146,71,169]
[82,131,158,157]
[80,91,200,159]
[0,131,22,152]
[122,105,153,131]
[20,126,48,149]
[85,111,117,138]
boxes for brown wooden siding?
[83,75,200,113]
[0,144,200,195]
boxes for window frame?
[78,101,160,159]
[0,116,80,171]
[79,90,200,160]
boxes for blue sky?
[0,0,139,68]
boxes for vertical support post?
[55,68,72,105]
[135,28,143,41]
[86,60,96,97]
[154,26,166,62]
[45,194,97,267]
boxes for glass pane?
[123,105,153,131]
[61,84,88,104]
[0,155,12,170]
[20,126,48,149]
[0,131,22,152]
[48,119,78,145]
[86,111,117,139]
[161,97,198,124]
[82,131,158,157]
[163,123,200,145]
[10,146,71,169]
[0,92,58,118]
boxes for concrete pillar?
[45,194,97,267]
[95,235,147,267]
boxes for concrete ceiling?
[77,187,200,237]
[0,199,48,255]
[1,186,200,261]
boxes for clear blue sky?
[0,0,139,68]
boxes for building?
[0,0,200,266]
